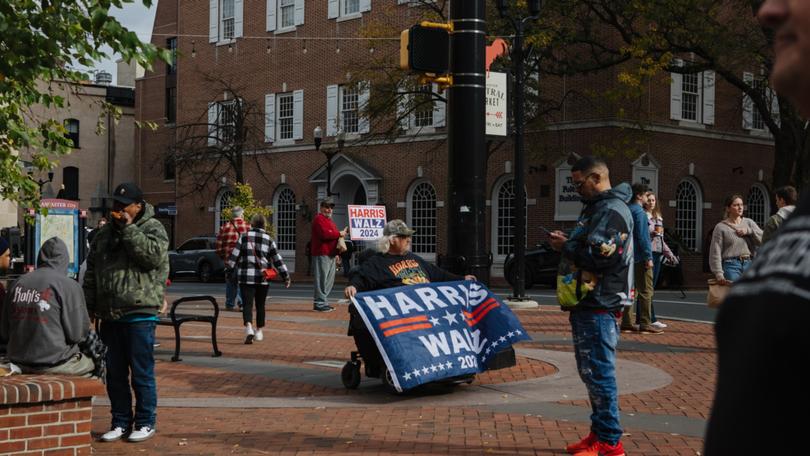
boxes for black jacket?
[350,251,462,291]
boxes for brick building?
[135,0,775,286]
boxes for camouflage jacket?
[83,203,169,321]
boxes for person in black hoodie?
[704,1,810,454]
[0,237,93,375]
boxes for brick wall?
[0,376,104,455]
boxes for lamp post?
[497,0,541,301]
[29,171,55,196]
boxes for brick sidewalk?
[89,299,713,455]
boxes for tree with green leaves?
[0,0,170,210]
[220,182,274,237]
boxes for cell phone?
[539,226,552,236]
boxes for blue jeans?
[101,320,157,429]
[722,258,751,281]
[225,274,241,309]
[569,311,622,445]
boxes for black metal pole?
[446,0,489,282]
[512,20,527,299]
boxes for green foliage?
[0,0,171,209]
[221,182,275,237]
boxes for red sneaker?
[573,440,626,456]
[566,432,597,454]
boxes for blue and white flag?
[351,281,531,392]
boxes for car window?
[179,239,206,251]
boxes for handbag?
[249,235,277,282]
[707,279,731,308]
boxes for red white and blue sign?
[348,205,387,241]
[351,280,531,392]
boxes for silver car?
[168,236,225,283]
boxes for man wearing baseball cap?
[83,182,169,443]
[310,196,348,312]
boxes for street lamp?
[28,170,55,195]
[498,0,541,301]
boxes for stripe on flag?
[383,323,433,337]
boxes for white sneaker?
[254,329,264,341]
[100,426,127,442]
[245,323,255,344]
[127,426,155,442]
[651,321,667,329]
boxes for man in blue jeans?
[83,182,169,443]
[550,157,633,456]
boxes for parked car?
[168,236,225,283]
[503,242,561,289]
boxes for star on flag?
[442,310,459,326]
[429,316,441,326]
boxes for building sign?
[632,154,659,196]
[486,72,508,137]
[156,202,177,217]
[555,164,582,221]
[348,205,387,241]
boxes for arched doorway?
[330,174,367,232]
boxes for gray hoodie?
[0,237,90,367]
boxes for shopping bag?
[707,279,731,308]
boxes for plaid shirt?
[227,228,289,285]
[215,217,249,260]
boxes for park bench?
[157,295,223,362]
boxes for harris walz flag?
[351,281,531,392]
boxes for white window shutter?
[433,84,446,128]
[328,0,339,19]
[293,90,304,140]
[742,72,754,130]
[326,85,339,136]
[294,0,305,25]
[702,70,715,125]
[358,84,370,134]
[266,0,277,32]
[361,0,371,12]
[265,94,275,143]
[234,0,244,38]
[670,59,683,121]
[209,0,219,43]
[770,88,781,127]
[397,93,411,131]
[208,102,218,145]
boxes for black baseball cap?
[112,182,144,205]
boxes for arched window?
[407,181,437,257]
[214,189,234,232]
[492,177,527,257]
[747,184,770,228]
[674,178,704,251]
[273,187,297,252]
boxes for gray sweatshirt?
[708,218,763,279]
[0,237,90,367]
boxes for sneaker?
[100,426,128,442]
[566,432,597,454]
[620,324,639,333]
[127,426,155,442]
[572,440,625,456]
[639,324,664,334]
[245,323,255,344]
[314,306,335,313]
[651,321,667,329]
[254,329,264,341]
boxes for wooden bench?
[157,295,223,362]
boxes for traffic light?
[400,24,450,74]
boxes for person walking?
[761,185,797,244]
[228,214,291,344]
[708,194,763,283]
[549,156,632,456]
[706,2,810,453]
[83,182,169,443]
[643,191,678,328]
[621,183,660,334]
[310,197,348,312]
[1,237,94,376]
[215,206,249,311]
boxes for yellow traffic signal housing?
[399,24,450,74]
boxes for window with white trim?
[681,72,699,121]
[494,178,528,256]
[343,0,360,15]
[341,86,359,134]
[408,182,437,255]
[675,179,701,251]
[221,0,235,40]
[414,84,434,127]
[670,60,715,125]
[279,0,295,28]
[277,93,294,140]
[327,0,370,20]
[215,189,234,231]
[219,100,237,143]
[747,184,769,228]
[274,187,297,251]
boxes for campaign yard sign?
[348,205,387,241]
[351,280,531,392]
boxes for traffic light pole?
[445,0,489,283]
[512,20,527,300]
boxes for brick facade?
[135,0,775,286]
